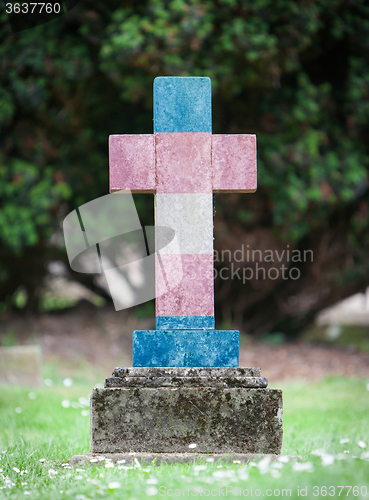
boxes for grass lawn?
[0,377,368,499]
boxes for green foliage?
[0,159,71,252]
[0,0,369,313]
[99,0,369,240]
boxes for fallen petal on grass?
[311,449,325,456]
[292,462,314,472]
[63,378,73,387]
[193,465,207,471]
[108,482,120,489]
[270,469,281,478]
[321,455,335,466]
[146,486,158,496]
[271,462,283,469]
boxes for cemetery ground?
[1,303,369,499]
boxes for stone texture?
[132,329,239,367]
[71,452,298,466]
[105,376,268,388]
[155,133,212,194]
[155,253,184,301]
[154,77,212,133]
[112,367,261,377]
[0,345,41,387]
[155,193,213,254]
[109,134,155,193]
[155,254,214,317]
[212,134,257,193]
[90,386,283,454]
[156,316,215,330]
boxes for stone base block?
[90,368,282,454]
[133,330,239,366]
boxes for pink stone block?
[155,133,212,194]
[109,134,155,193]
[212,134,257,193]
[156,254,214,317]
[155,253,184,298]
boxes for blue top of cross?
[154,77,212,133]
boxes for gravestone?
[90,77,283,456]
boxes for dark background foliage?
[1,0,369,335]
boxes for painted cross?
[109,77,257,367]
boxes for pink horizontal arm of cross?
[109,134,257,194]
[109,132,257,320]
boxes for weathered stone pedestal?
[90,367,283,455]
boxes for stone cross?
[109,77,256,367]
